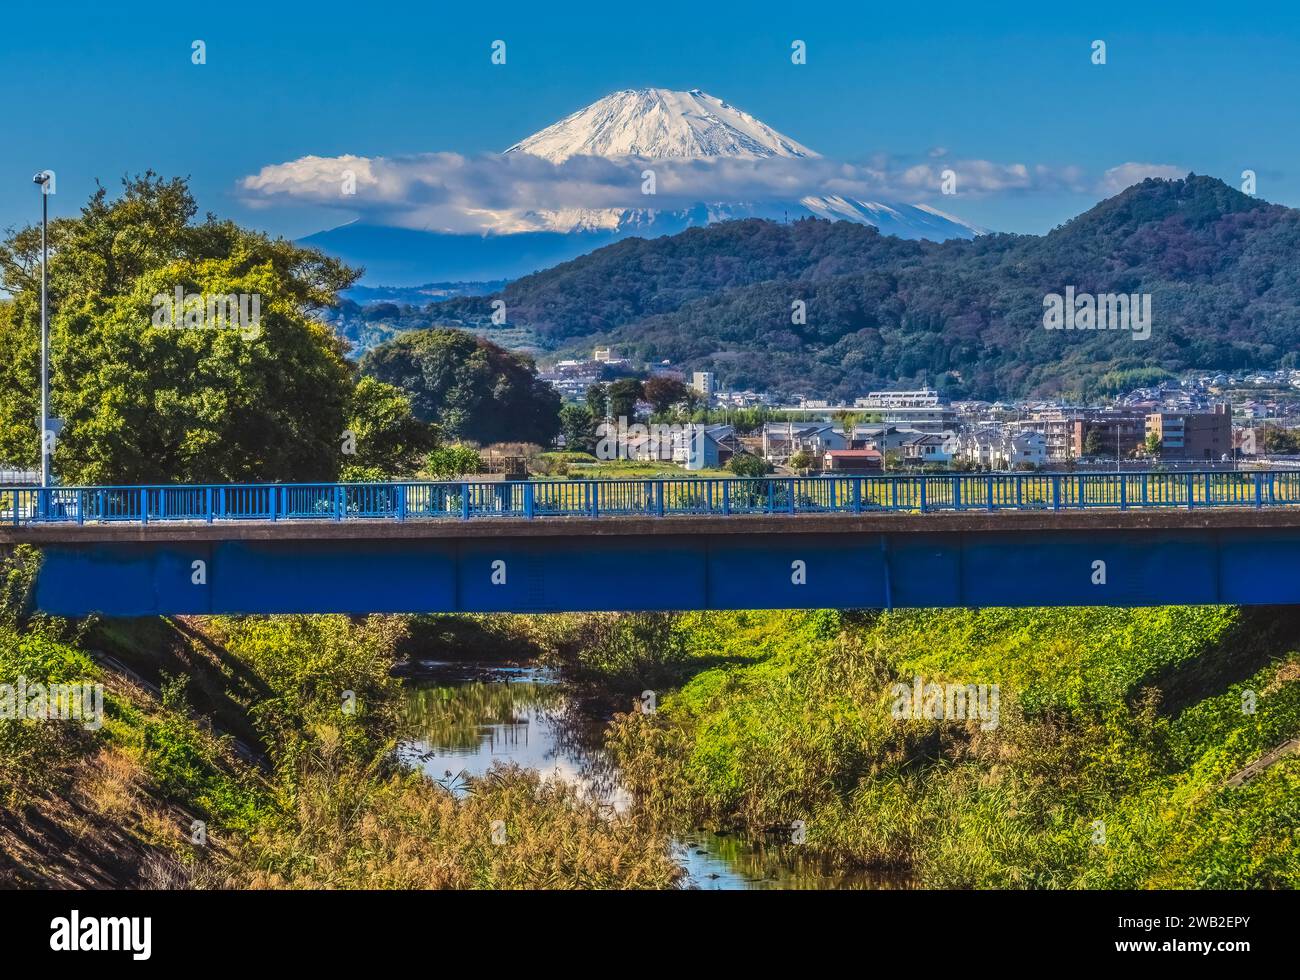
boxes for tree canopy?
[0,174,374,484]
[359,328,560,446]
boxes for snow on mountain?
[304,89,983,284]
[504,88,817,162]
[798,196,985,237]
[502,88,982,241]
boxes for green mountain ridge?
[418,175,1300,400]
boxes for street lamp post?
[33,172,50,488]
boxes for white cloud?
[1097,162,1186,195]
[239,149,1100,234]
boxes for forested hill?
[425,175,1300,400]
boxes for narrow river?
[397,659,907,889]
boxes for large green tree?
[606,378,644,422]
[340,377,439,480]
[0,174,362,484]
[559,403,597,454]
[359,328,560,446]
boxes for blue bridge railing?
[4,471,1300,526]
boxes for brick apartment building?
[1069,412,1147,459]
[1146,405,1232,461]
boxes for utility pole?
[33,172,51,488]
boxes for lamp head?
[33,172,50,185]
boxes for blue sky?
[4,0,1300,240]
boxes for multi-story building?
[1026,409,1145,461]
[1070,412,1146,459]
[691,371,716,397]
[953,428,1045,469]
[1146,405,1232,461]
[1006,431,1047,468]
[854,389,956,434]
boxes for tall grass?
[602,607,1300,888]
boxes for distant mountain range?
[407,175,1300,401]
[302,88,982,285]
[341,280,506,306]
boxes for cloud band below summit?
[238,151,1118,234]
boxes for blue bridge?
[4,471,1300,615]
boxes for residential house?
[760,422,848,464]
[899,432,954,466]
[823,449,883,473]
[673,424,738,470]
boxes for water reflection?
[397,660,907,889]
[399,662,630,809]
[675,831,907,890]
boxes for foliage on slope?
[425,176,1300,400]
[0,550,679,889]
[606,607,1300,887]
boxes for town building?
[1069,412,1146,459]
[1146,406,1232,460]
[899,432,954,466]
[822,449,883,473]
[853,389,957,433]
[760,422,849,464]
[1023,409,1144,461]
[691,371,716,397]
[672,424,738,470]
[953,428,1045,470]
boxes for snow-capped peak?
[504,88,818,162]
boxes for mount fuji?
[303,88,983,286]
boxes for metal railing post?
[461,484,471,520]
[524,482,535,519]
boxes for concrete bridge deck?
[5,505,1300,543]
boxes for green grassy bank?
[598,607,1300,888]
[0,547,680,889]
